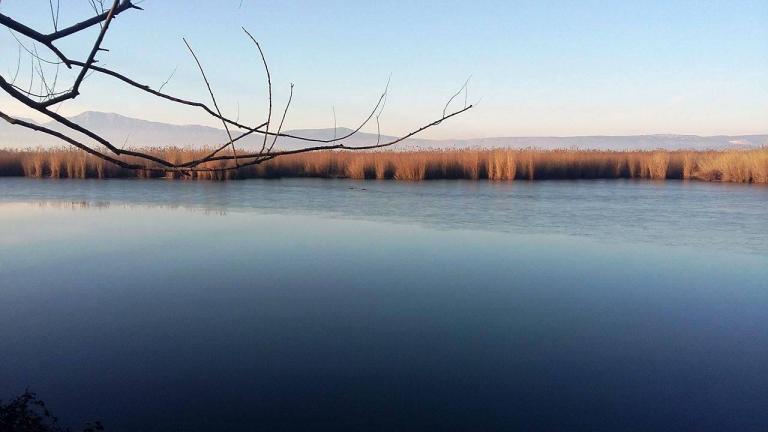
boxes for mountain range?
[1,111,765,151]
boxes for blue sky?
[1,0,766,138]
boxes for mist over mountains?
[1,111,765,151]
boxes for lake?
[1,178,767,431]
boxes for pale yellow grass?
[1,148,766,183]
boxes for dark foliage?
[0,391,103,432]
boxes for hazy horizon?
[7,109,768,140]
[2,110,766,153]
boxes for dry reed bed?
[0,148,766,183]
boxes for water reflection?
[27,199,230,216]
[1,178,767,431]
[1,177,766,255]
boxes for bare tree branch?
[7,29,62,65]
[0,109,140,170]
[183,38,239,166]
[48,0,60,32]
[0,2,472,175]
[185,104,473,164]
[47,0,138,41]
[0,0,138,66]
[375,80,390,146]
[443,75,472,118]
[41,0,121,106]
[65,60,395,145]
[241,28,272,156]
[268,83,294,153]
[157,65,177,93]
[332,106,337,141]
[10,43,22,85]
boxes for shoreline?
[1,148,766,183]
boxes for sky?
[0,0,766,138]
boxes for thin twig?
[10,44,22,86]
[442,75,471,118]
[241,28,272,155]
[41,0,121,106]
[183,38,239,166]
[157,65,177,92]
[268,83,294,153]
[48,0,60,32]
[332,106,337,141]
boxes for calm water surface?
[1,178,767,431]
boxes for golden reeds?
[0,147,766,183]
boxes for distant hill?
[1,111,765,151]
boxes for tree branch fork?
[0,1,472,175]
